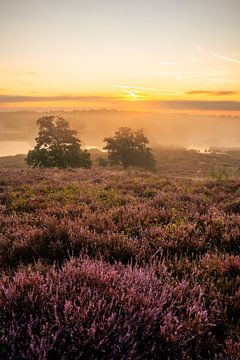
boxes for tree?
[26,116,92,168]
[103,127,156,171]
[98,157,109,167]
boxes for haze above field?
[0,110,240,156]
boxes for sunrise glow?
[0,0,240,114]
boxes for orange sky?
[1,0,240,114]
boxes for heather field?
[0,169,240,359]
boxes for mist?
[0,110,240,156]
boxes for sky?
[1,0,240,113]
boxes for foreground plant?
[0,169,239,359]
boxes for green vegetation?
[104,127,156,171]
[0,154,26,168]
[1,147,240,179]
[26,116,92,169]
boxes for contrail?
[211,52,240,64]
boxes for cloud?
[0,95,113,103]
[110,85,162,91]
[144,100,240,111]
[186,90,238,96]
[122,89,139,98]
[211,52,240,64]
[15,71,37,76]
[110,85,177,95]
[0,70,37,76]
[195,46,202,51]
[1,94,240,112]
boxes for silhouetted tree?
[103,127,156,170]
[26,116,92,168]
[98,157,109,167]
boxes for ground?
[1,147,240,179]
[0,169,240,359]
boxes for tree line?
[26,116,156,171]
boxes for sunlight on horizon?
[0,0,239,114]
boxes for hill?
[0,154,27,168]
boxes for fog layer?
[0,110,240,156]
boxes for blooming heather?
[0,169,239,359]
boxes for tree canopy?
[26,116,92,168]
[103,127,156,171]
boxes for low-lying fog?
[0,110,240,156]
